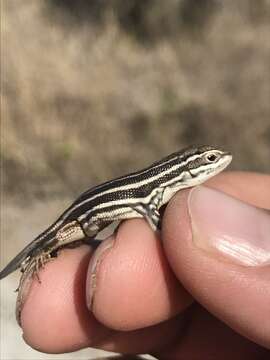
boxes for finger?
[207,171,270,208]
[21,246,109,353]
[21,245,188,354]
[162,172,270,349]
[86,219,192,331]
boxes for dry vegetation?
[2,0,270,203]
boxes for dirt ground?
[2,1,270,203]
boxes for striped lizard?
[0,145,232,282]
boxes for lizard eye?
[206,153,219,163]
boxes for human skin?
[19,172,270,359]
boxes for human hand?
[19,172,270,359]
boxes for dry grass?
[2,0,270,203]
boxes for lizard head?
[182,145,232,184]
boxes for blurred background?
[1,1,270,359]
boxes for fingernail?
[188,186,270,266]
[86,236,115,310]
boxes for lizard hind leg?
[15,251,52,295]
[16,252,51,325]
[18,251,52,287]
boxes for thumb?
[162,184,270,349]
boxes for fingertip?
[20,246,102,353]
[86,219,192,331]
